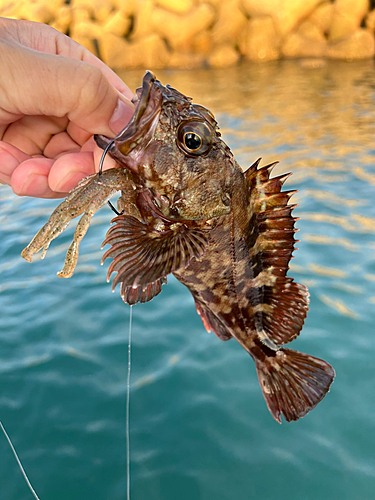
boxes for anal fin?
[261,279,309,345]
[255,348,335,423]
[195,300,232,341]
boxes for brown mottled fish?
[22,71,334,422]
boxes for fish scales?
[21,71,334,423]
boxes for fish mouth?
[115,71,160,156]
[94,70,162,173]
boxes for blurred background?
[1,2,375,500]
[1,0,375,67]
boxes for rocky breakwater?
[1,0,374,68]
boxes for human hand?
[0,17,134,198]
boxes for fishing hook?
[98,140,123,216]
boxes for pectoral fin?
[101,215,209,293]
[120,277,167,305]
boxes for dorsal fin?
[242,161,309,346]
[244,157,262,176]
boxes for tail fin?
[255,348,335,423]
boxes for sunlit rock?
[239,17,280,62]
[13,0,64,24]
[240,0,321,36]
[329,0,369,42]
[282,32,327,58]
[155,0,195,15]
[297,20,326,42]
[0,0,16,18]
[192,31,213,55]
[70,6,91,26]
[102,10,131,37]
[112,0,137,16]
[49,6,71,34]
[208,44,240,68]
[307,1,334,35]
[134,34,171,69]
[71,19,100,39]
[202,0,221,5]
[100,31,170,69]
[211,0,247,45]
[150,2,215,51]
[130,0,155,40]
[365,9,375,30]
[327,28,375,59]
[4,0,375,68]
[24,4,53,23]
[71,0,113,23]
[70,18,101,55]
[99,32,134,68]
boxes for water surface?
[1,60,375,500]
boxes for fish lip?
[94,70,162,173]
[113,71,163,167]
[114,70,156,149]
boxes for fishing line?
[126,305,133,500]
[0,421,41,500]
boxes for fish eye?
[177,121,213,156]
[183,132,202,152]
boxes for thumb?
[0,39,134,136]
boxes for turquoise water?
[1,60,375,499]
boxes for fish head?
[95,71,236,221]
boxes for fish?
[22,71,335,423]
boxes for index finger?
[4,19,134,101]
[53,30,134,101]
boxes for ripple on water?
[2,60,375,500]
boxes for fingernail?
[109,98,134,135]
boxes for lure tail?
[254,348,335,423]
